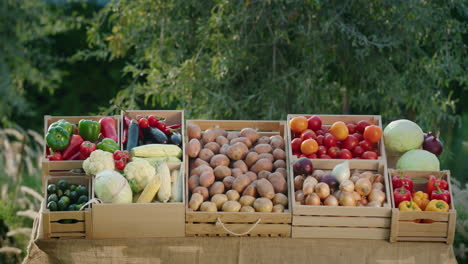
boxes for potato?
[219,144,230,155]
[226,190,240,201]
[223,176,235,190]
[272,148,286,160]
[233,160,248,173]
[231,168,243,178]
[193,158,209,168]
[257,136,270,144]
[187,122,201,140]
[239,195,256,206]
[273,193,288,206]
[216,136,229,146]
[189,193,204,211]
[192,186,209,201]
[270,135,285,150]
[209,182,225,197]
[227,142,249,160]
[187,139,202,158]
[268,172,287,194]
[199,171,215,187]
[214,166,231,180]
[230,137,253,148]
[294,175,305,191]
[273,204,285,213]
[253,198,273,212]
[239,128,260,143]
[204,142,220,154]
[232,174,251,193]
[222,201,241,212]
[240,205,255,212]
[210,154,230,168]
[254,144,273,154]
[190,164,213,177]
[188,175,200,192]
[200,201,217,212]
[256,178,275,199]
[245,152,259,168]
[275,168,287,178]
[211,194,228,210]
[208,128,227,137]
[245,171,257,182]
[242,184,257,197]
[258,170,271,179]
[258,153,274,163]
[199,148,215,162]
[273,160,286,169]
[250,158,273,174]
[202,130,217,144]
[226,132,240,141]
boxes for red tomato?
[340,149,353,159]
[356,120,370,133]
[317,145,327,156]
[361,151,378,160]
[292,151,301,157]
[156,120,167,131]
[301,129,317,141]
[324,133,337,148]
[353,132,363,142]
[319,154,332,159]
[315,129,325,136]
[147,115,158,127]
[307,116,322,131]
[352,146,365,158]
[363,125,382,144]
[301,139,319,155]
[138,118,149,129]
[307,153,318,159]
[359,140,373,151]
[327,147,340,158]
[290,116,309,133]
[291,138,303,152]
[316,135,324,145]
[342,135,359,150]
[346,123,356,134]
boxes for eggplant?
[144,127,168,144]
[169,132,182,146]
[126,120,139,151]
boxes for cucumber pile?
[46,180,89,211]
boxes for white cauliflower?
[124,159,156,193]
[83,150,115,176]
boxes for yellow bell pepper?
[399,200,421,211]
[425,200,449,212]
[412,191,430,210]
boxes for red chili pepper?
[62,135,84,160]
[392,173,414,192]
[426,175,448,195]
[68,151,82,160]
[99,117,118,142]
[80,141,96,158]
[163,128,172,135]
[431,184,451,204]
[167,124,182,129]
[47,149,62,161]
[394,185,412,207]
[122,127,128,145]
[124,115,131,128]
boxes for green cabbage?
[383,119,424,153]
[396,149,440,171]
[95,170,133,203]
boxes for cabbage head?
[95,170,132,203]
[384,119,424,153]
[396,149,440,171]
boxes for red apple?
[353,132,363,142]
[319,154,332,159]
[361,151,378,160]
[352,146,365,158]
[317,145,327,156]
[336,141,342,148]
[291,138,303,152]
[356,120,370,134]
[327,147,340,158]
[347,123,356,134]
[301,129,317,141]
[342,135,359,150]
[307,116,322,131]
[324,133,337,148]
[299,153,308,158]
[340,149,353,159]
[292,131,302,139]
[359,140,373,151]
[307,153,318,159]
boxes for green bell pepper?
[97,138,119,153]
[49,119,74,135]
[46,126,71,150]
[78,120,101,142]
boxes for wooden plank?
[42,213,50,240]
[186,223,291,237]
[84,210,92,239]
[390,208,399,243]
[399,222,448,233]
[292,227,389,240]
[396,237,448,242]
[398,230,447,237]
[186,211,291,224]
[188,120,282,132]
[446,210,457,245]
[50,222,85,233]
[49,232,86,238]
[292,216,390,228]
[293,205,391,217]
[397,211,449,222]
[49,211,85,221]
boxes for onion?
[320,174,339,192]
[350,175,360,184]
[369,189,386,204]
[332,160,350,183]
[305,193,321,206]
[295,190,305,204]
[352,191,362,201]
[359,171,375,183]
[351,170,361,178]
[315,183,330,200]
[339,192,356,206]
[293,157,314,176]
[372,182,384,191]
[423,131,443,156]
[360,196,369,206]
[339,180,354,192]
[367,201,382,207]
[302,177,318,195]
[294,175,305,191]
[312,170,326,181]
[373,174,385,184]
[324,195,339,206]
[355,178,372,196]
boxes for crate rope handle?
[215,217,261,236]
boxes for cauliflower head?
[124,159,156,193]
[83,150,115,175]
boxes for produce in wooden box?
[46,179,90,211]
[187,123,288,212]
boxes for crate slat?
[50,222,85,233]
[395,237,448,242]
[186,224,291,237]
[292,227,389,239]
[293,215,390,228]
[186,211,291,224]
[49,211,85,221]
[293,205,391,217]
[49,233,86,238]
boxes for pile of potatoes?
[187,123,289,213]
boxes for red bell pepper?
[80,141,96,158]
[392,173,414,192]
[99,117,118,142]
[69,151,85,160]
[47,149,62,161]
[426,175,448,195]
[62,135,84,160]
[394,185,412,207]
[431,184,451,205]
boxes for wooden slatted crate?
[90,110,185,238]
[185,120,292,237]
[290,159,392,240]
[388,169,456,244]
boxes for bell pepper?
[99,117,118,142]
[80,141,96,158]
[46,126,71,150]
[49,119,74,136]
[47,149,62,161]
[78,120,101,142]
[394,185,411,207]
[426,175,448,195]
[425,200,449,212]
[412,191,430,210]
[97,138,119,153]
[68,151,85,160]
[431,184,451,205]
[62,135,84,160]
[392,173,414,192]
[399,200,421,211]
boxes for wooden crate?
[291,159,392,240]
[388,169,456,244]
[91,110,186,239]
[286,114,386,162]
[185,120,292,237]
[42,175,92,239]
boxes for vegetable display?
[46,179,89,211]
[187,123,288,213]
